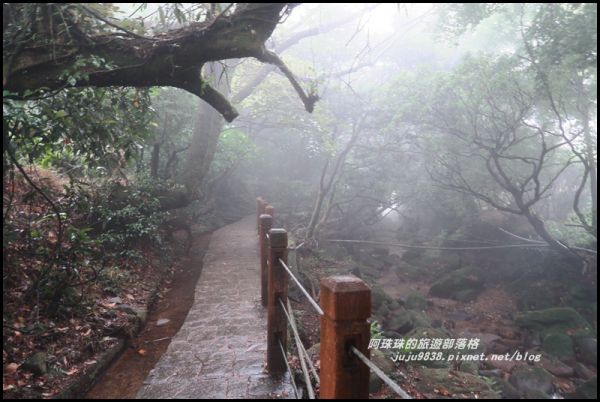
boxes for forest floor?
[2,167,214,399]
[291,221,597,399]
[85,231,211,399]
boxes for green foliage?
[209,128,256,177]
[4,86,155,177]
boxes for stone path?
[137,216,293,399]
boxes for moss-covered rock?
[405,292,427,310]
[22,352,47,376]
[542,332,575,361]
[514,307,591,334]
[569,376,597,399]
[459,361,479,375]
[428,267,484,300]
[415,368,499,398]
[574,337,597,366]
[387,310,431,334]
[509,366,553,396]
[371,286,393,309]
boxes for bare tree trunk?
[581,102,597,236]
[150,143,160,179]
[179,62,229,200]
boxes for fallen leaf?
[126,293,135,300]
[4,362,19,374]
[138,348,147,356]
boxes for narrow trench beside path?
[86,232,211,399]
[137,215,292,399]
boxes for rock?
[371,349,395,374]
[369,372,383,393]
[387,310,431,334]
[524,389,552,399]
[415,368,499,398]
[117,305,147,323]
[459,361,479,375]
[494,378,521,399]
[108,296,123,304]
[405,292,427,310]
[542,332,575,361]
[349,266,362,278]
[376,304,390,320]
[514,307,591,334]
[478,369,503,377]
[538,355,574,377]
[372,287,392,309]
[484,355,519,373]
[509,366,553,396]
[306,343,320,359]
[574,362,595,380]
[22,352,47,376]
[443,253,461,270]
[156,318,170,327]
[428,268,484,300]
[574,337,597,366]
[569,376,597,399]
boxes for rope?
[279,298,320,385]
[350,346,412,399]
[278,298,315,398]
[279,340,300,399]
[278,258,324,316]
[321,238,552,251]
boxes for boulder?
[494,378,521,399]
[514,307,591,334]
[387,310,431,334]
[405,292,427,310]
[542,332,575,361]
[538,355,574,377]
[22,352,47,376]
[415,368,499,398]
[428,267,484,300]
[569,376,597,399]
[459,361,479,375]
[509,366,553,396]
[574,337,597,367]
[372,286,393,309]
[573,362,595,381]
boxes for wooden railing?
[256,197,378,399]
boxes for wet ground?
[85,231,212,399]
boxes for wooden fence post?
[267,229,288,374]
[256,197,266,234]
[259,214,273,307]
[265,204,274,221]
[319,275,371,399]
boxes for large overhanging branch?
[3,3,318,122]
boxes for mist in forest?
[3,3,597,399]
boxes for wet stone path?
[137,215,293,399]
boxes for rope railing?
[280,298,320,383]
[279,340,300,399]
[257,197,412,399]
[278,257,324,316]
[350,346,412,399]
[278,298,316,399]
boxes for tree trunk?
[178,62,228,199]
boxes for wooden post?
[267,229,288,374]
[259,214,273,307]
[256,197,265,234]
[265,204,274,222]
[320,275,371,399]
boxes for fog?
[3,3,597,399]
